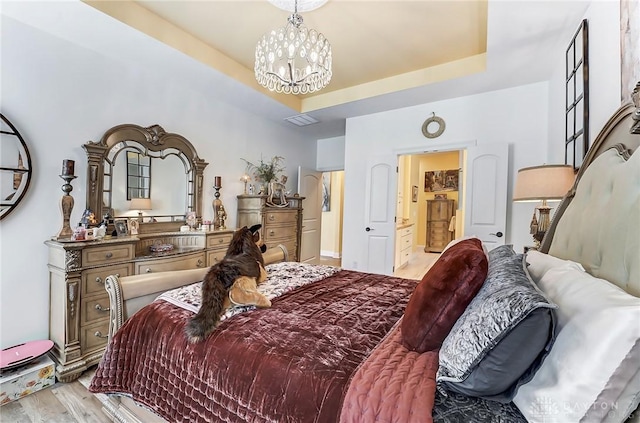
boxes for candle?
[214,176,222,188]
[62,159,75,176]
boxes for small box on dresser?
[0,355,55,405]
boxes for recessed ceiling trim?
[300,53,487,113]
[83,0,302,111]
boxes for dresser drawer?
[82,264,132,296]
[81,294,111,326]
[82,244,134,267]
[264,210,298,225]
[207,233,233,249]
[81,321,110,352]
[264,225,297,242]
[398,226,412,237]
[135,252,206,274]
[401,234,412,250]
[207,249,226,266]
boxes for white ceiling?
[4,0,592,140]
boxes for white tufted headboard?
[542,104,640,297]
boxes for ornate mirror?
[1,113,33,220]
[83,124,208,232]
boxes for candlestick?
[213,181,223,230]
[62,159,75,176]
[240,174,251,195]
[57,174,77,239]
[214,176,222,189]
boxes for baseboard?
[320,250,341,258]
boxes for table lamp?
[129,197,152,222]
[513,164,575,248]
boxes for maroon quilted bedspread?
[89,270,435,422]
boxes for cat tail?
[184,268,227,343]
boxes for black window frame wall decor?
[565,19,589,170]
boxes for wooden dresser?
[44,229,233,382]
[424,199,455,253]
[236,195,303,262]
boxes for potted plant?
[242,155,285,194]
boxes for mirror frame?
[83,123,208,232]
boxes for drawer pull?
[269,230,275,236]
[95,303,110,312]
[105,252,113,259]
[95,277,103,284]
[197,259,204,267]
[218,238,224,243]
[94,331,108,339]
[145,268,152,273]
[268,214,275,221]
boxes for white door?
[464,143,509,250]
[364,155,397,275]
[297,167,322,264]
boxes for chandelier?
[255,0,332,95]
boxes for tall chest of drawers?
[424,199,455,253]
[236,195,304,262]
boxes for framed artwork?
[424,169,459,192]
[412,186,418,202]
[565,19,589,170]
[129,219,139,235]
[322,172,331,212]
[114,219,128,237]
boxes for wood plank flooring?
[0,367,110,423]
[3,251,438,422]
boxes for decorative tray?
[149,243,174,253]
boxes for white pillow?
[524,250,584,283]
[513,265,640,423]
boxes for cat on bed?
[185,224,267,342]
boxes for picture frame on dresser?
[114,219,128,237]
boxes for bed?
[89,95,640,423]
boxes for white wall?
[316,136,345,171]
[342,83,549,272]
[0,11,316,348]
[547,1,622,164]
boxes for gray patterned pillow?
[488,244,516,261]
[437,250,557,402]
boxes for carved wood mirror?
[83,124,208,232]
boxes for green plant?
[241,155,285,183]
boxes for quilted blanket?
[89,266,437,422]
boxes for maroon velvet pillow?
[402,238,488,353]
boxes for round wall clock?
[422,113,446,138]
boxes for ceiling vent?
[284,114,319,127]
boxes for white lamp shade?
[513,165,575,202]
[129,197,152,211]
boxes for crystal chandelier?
[255,0,332,95]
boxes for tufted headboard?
[541,104,640,297]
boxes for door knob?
[490,231,504,238]
[365,227,374,232]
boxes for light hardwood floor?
[0,367,110,423]
[321,249,440,280]
[3,251,438,422]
